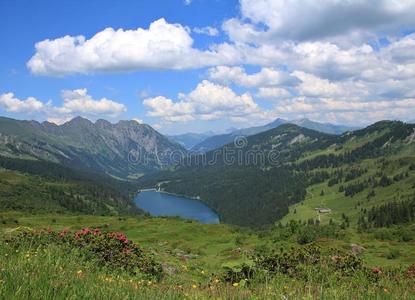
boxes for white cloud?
[21,1,415,126]
[27,19,230,76]
[193,26,219,36]
[144,80,263,123]
[144,96,195,122]
[47,116,73,125]
[225,0,415,43]
[0,89,126,123]
[291,71,344,98]
[57,89,126,117]
[208,66,296,88]
[274,96,415,125]
[0,93,45,113]
[257,87,291,99]
[132,118,144,124]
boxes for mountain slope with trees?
[0,155,140,215]
[140,121,415,227]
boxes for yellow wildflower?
[192,284,197,289]
[233,282,239,287]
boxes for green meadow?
[1,212,415,299]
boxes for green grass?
[281,154,415,268]
[0,212,261,273]
[1,215,415,299]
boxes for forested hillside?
[0,156,140,215]
[139,121,415,227]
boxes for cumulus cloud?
[23,1,415,125]
[193,26,219,36]
[208,66,297,88]
[27,19,230,76]
[257,87,291,99]
[0,89,126,123]
[0,93,46,113]
[144,80,264,123]
[57,89,126,117]
[225,0,415,43]
[292,71,345,98]
[274,96,415,125]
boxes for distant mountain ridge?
[0,116,185,179]
[191,118,357,152]
[167,132,214,149]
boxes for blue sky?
[1,0,415,134]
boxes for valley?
[1,117,415,299]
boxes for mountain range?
[1,115,414,227]
[190,118,357,152]
[139,120,415,227]
[0,116,184,179]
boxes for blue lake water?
[134,190,220,224]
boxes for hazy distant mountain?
[0,116,185,178]
[191,118,355,152]
[291,118,357,135]
[167,132,214,149]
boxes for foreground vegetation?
[1,213,415,299]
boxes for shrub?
[297,229,316,245]
[373,228,394,240]
[222,262,255,284]
[5,227,163,280]
[398,229,414,242]
[387,249,400,259]
[251,245,366,280]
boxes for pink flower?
[82,228,91,235]
[372,267,382,274]
[59,228,70,237]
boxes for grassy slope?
[282,144,415,267]
[1,213,415,299]
[0,213,260,272]
[1,212,415,269]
